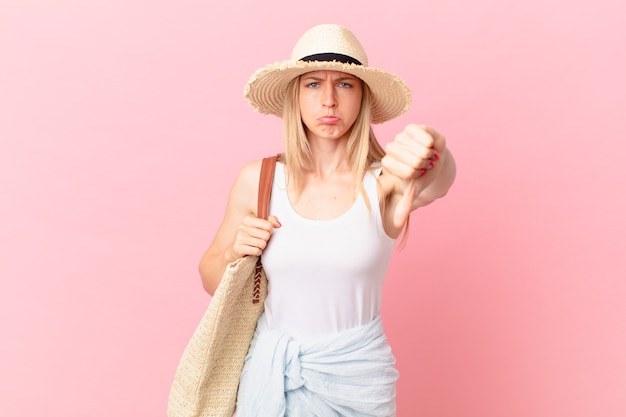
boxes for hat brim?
[244,60,411,124]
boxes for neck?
[306,139,350,175]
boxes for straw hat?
[244,24,412,124]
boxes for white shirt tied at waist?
[236,314,399,417]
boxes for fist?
[382,124,447,228]
[382,124,445,181]
[231,215,281,258]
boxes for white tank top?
[261,162,396,343]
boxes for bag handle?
[257,155,278,220]
[252,155,278,304]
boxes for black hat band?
[299,53,362,66]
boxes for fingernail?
[420,169,427,175]
[433,152,440,160]
[429,161,435,168]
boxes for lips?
[318,116,340,124]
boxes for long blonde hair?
[281,76,385,209]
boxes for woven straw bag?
[167,155,277,417]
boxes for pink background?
[1,0,625,416]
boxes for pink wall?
[1,1,624,416]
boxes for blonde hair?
[281,76,385,209]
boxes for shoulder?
[236,159,263,187]
[227,159,264,214]
[238,154,282,188]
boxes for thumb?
[393,180,415,229]
[268,215,282,228]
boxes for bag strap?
[252,154,278,304]
[257,155,278,220]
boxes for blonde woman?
[199,24,456,416]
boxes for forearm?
[196,161,261,295]
[198,248,238,296]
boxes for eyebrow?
[301,74,359,82]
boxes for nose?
[321,83,337,108]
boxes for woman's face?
[298,70,363,142]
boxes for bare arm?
[198,159,281,295]
[379,124,457,237]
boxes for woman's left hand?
[381,124,448,228]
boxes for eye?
[306,82,319,88]
[338,82,352,88]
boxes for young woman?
[199,24,456,416]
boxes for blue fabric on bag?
[236,314,399,417]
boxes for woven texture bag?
[167,155,277,417]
